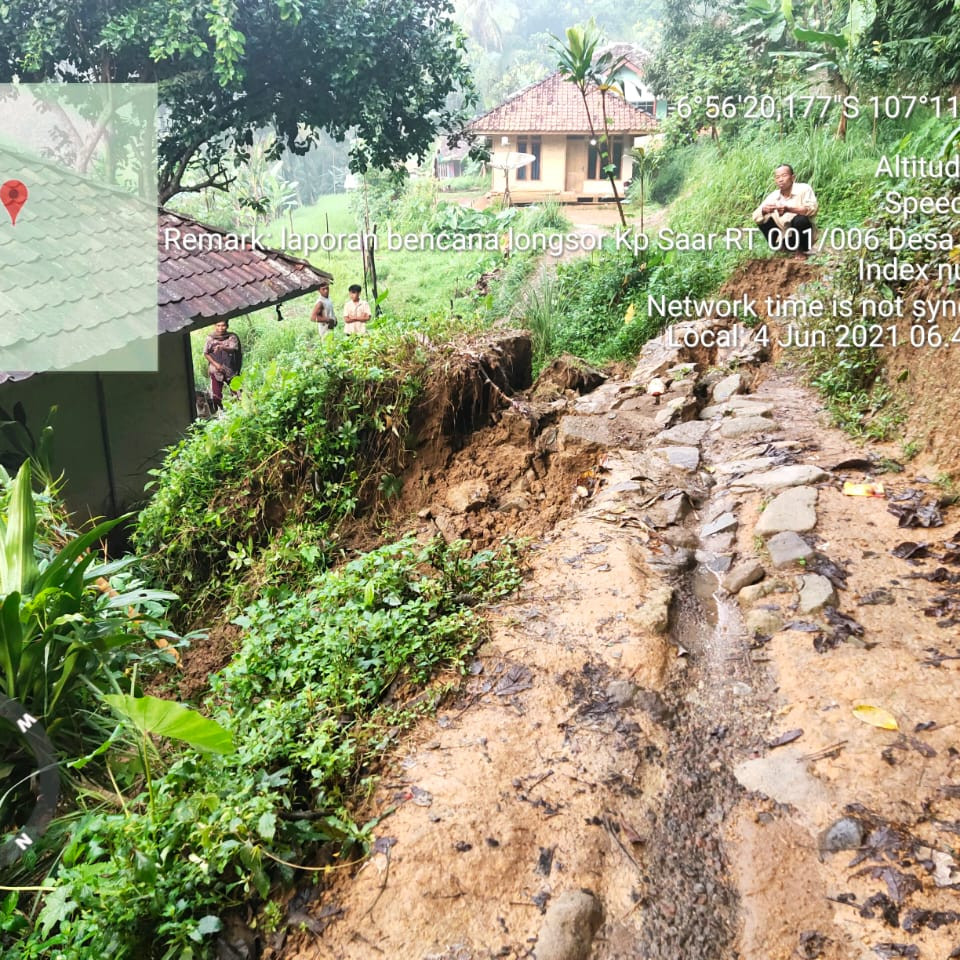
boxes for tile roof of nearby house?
[603,42,653,75]
[158,211,332,334]
[468,69,658,135]
[0,143,156,377]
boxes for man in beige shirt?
[343,284,372,334]
[753,163,818,256]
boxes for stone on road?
[730,464,830,491]
[755,486,818,535]
[797,573,836,614]
[536,890,604,960]
[767,531,815,568]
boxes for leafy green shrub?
[0,464,180,752]
[648,146,692,205]
[425,202,517,235]
[6,536,521,960]
[135,338,424,611]
[517,201,571,234]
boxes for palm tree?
[551,25,629,226]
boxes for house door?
[565,137,586,193]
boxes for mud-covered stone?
[745,608,783,635]
[533,354,605,399]
[820,818,865,853]
[637,585,674,634]
[536,890,605,960]
[606,680,639,707]
[445,480,490,513]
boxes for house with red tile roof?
[467,48,661,204]
[1,208,331,521]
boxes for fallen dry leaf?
[853,704,899,731]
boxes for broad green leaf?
[37,885,77,938]
[0,462,39,595]
[104,694,235,753]
[793,26,848,50]
[256,810,277,840]
[197,916,222,936]
[0,591,23,694]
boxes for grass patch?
[5,536,521,960]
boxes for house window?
[516,136,541,181]
[587,137,623,179]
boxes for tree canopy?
[0,0,475,202]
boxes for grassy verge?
[4,535,521,959]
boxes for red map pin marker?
[1,180,28,226]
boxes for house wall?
[489,134,633,198]
[98,332,193,516]
[491,135,566,195]
[0,332,193,522]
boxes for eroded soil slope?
[267,261,960,960]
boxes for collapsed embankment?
[271,261,960,960]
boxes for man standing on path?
[753,164,818,256]
[343,283,372,335]
[310,281,337,335]
[203,319,242,412]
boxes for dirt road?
[279,261,960,960]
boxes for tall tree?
[552,25,629,226]
[0,0,476,202]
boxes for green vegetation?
[0,464,184,827]
[3,535,520,959]
[139,337,426,613]
[0,0,476,203]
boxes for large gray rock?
[730,464,830,491]
[712,373,743,403]
[797,574,836,614]
[767,532,814,568]
[713,456,777,476]
[755,487,818,535]
[657,419,711,446]
[722,560,765,594]
[654,445,700,471]
[558,414,654,452]
[719,416,780,438]
[536,890,605,960]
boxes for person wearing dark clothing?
[203,320,242,411]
